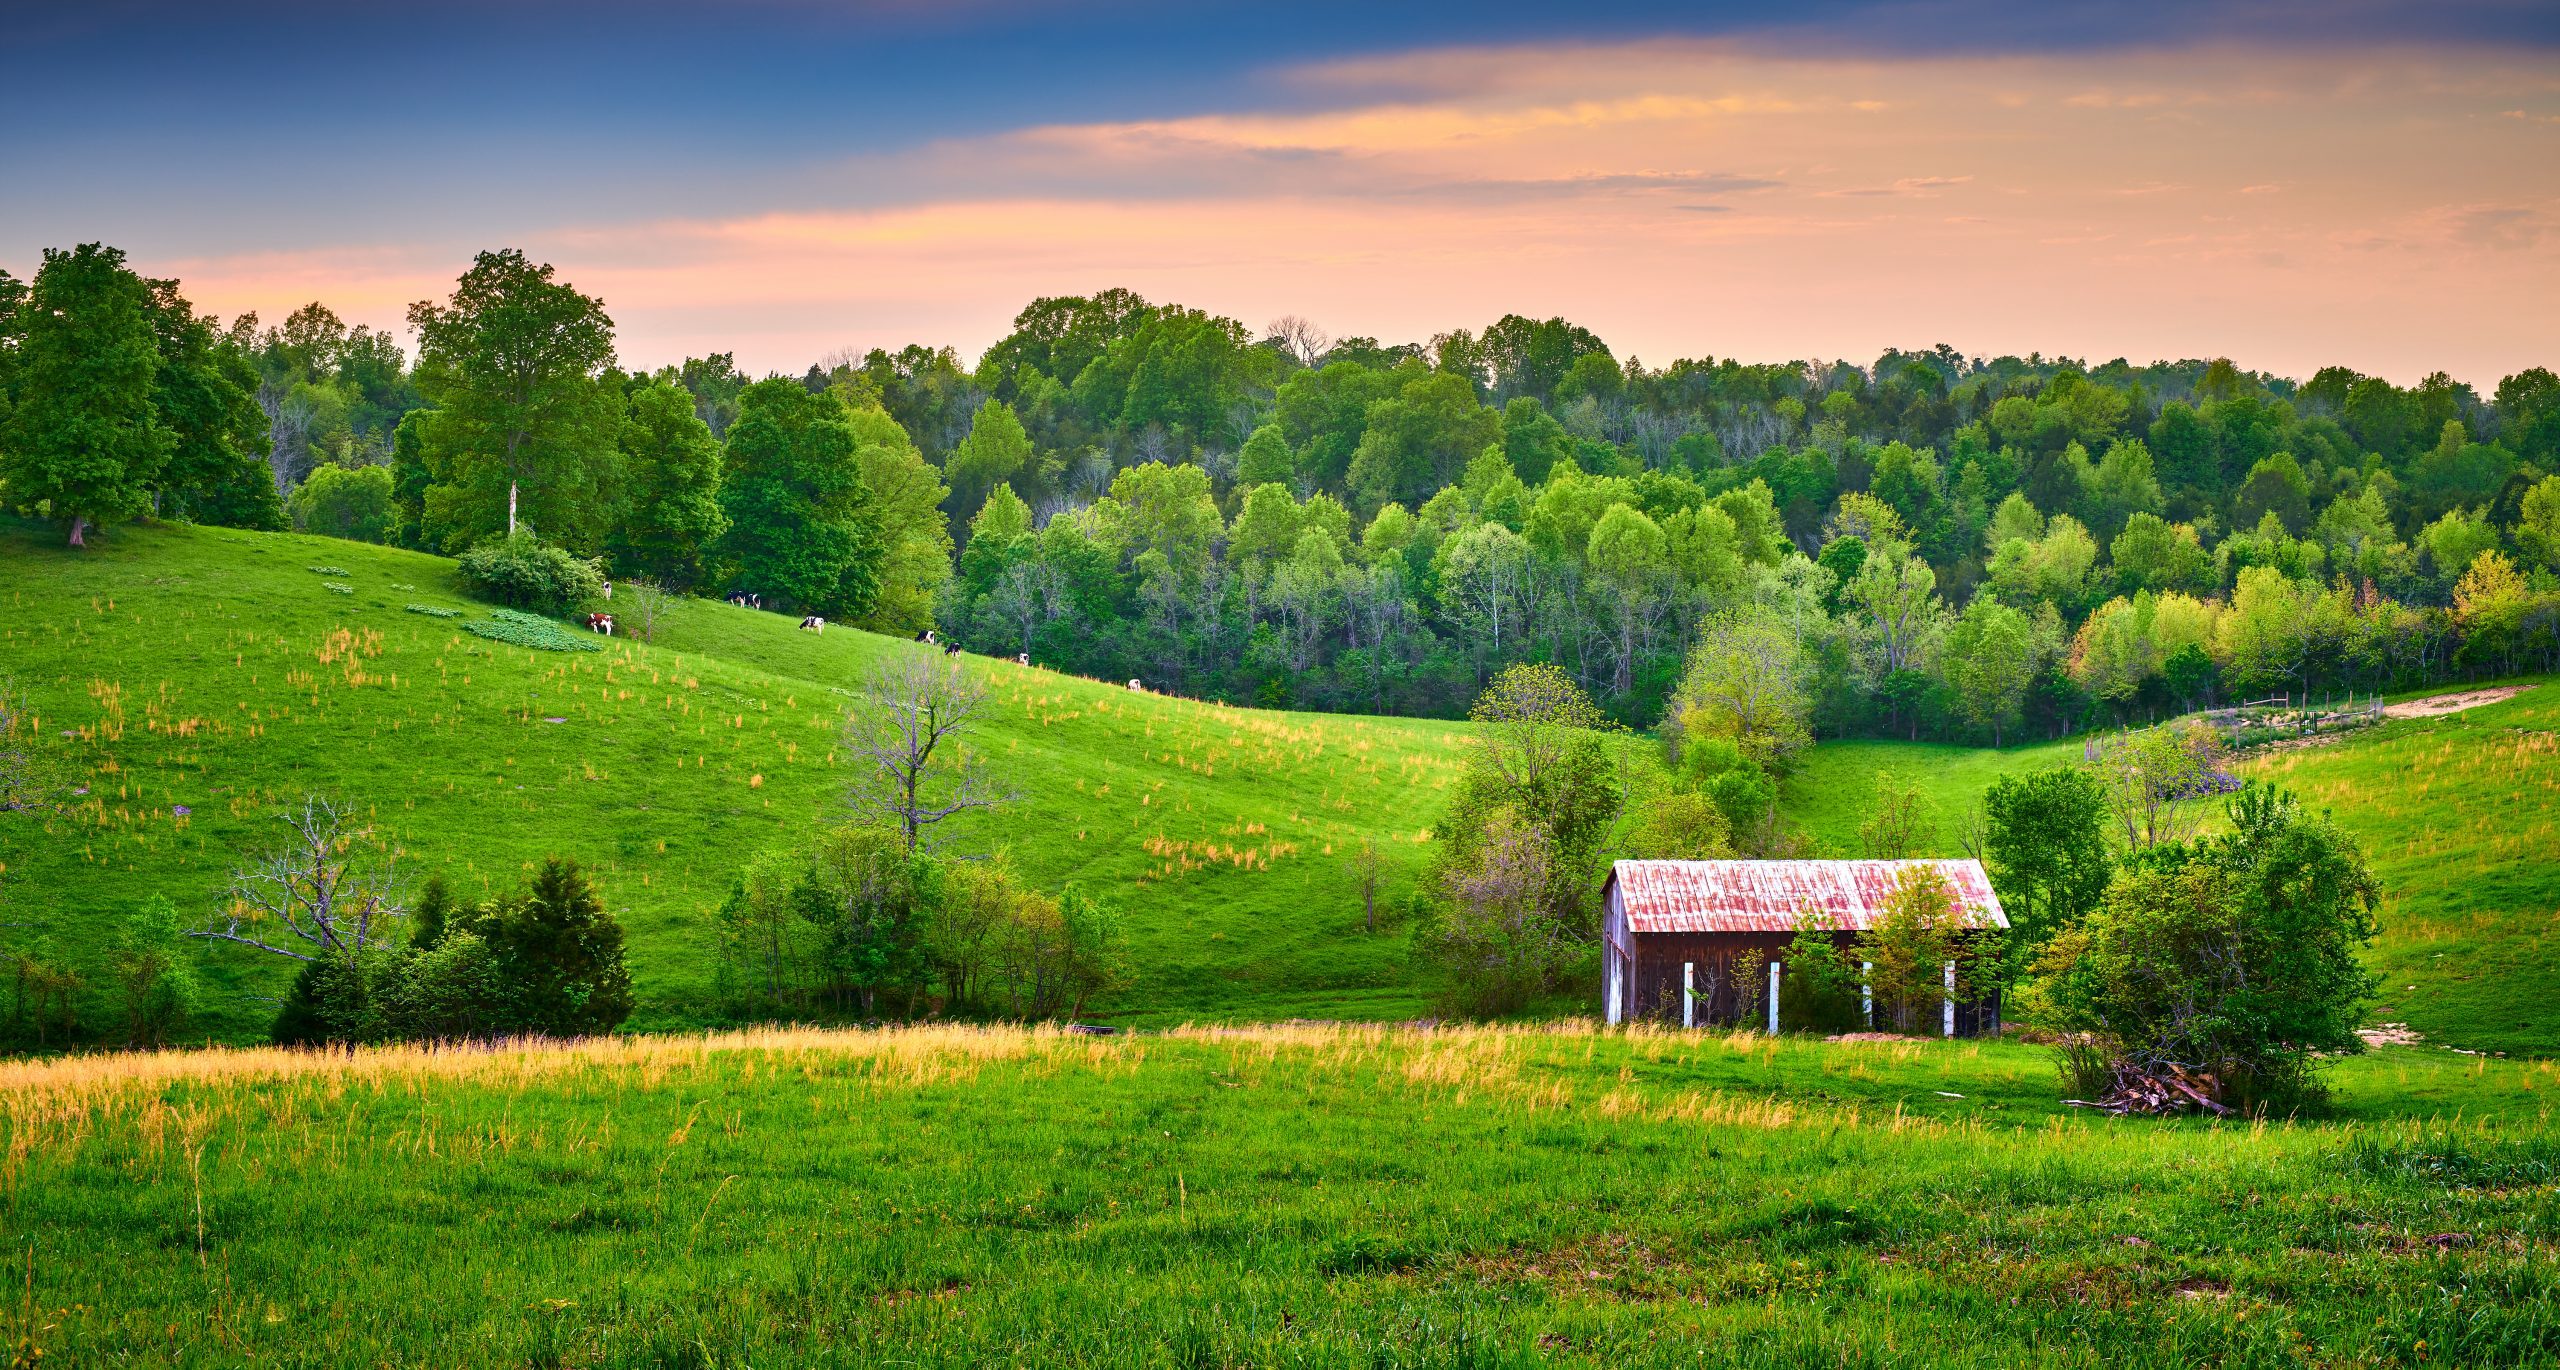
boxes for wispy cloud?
[147,37,2560,387]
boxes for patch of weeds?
[2336,1132,2560,1190]
[464,609,601,653]
[1735,1199,1885,1253]
[307,566,351,576]
[1317,1232,1427,1276]
[324,583,353,595]
[406,604,463,619]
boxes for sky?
[6,1,2557,388]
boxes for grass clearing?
[4,1024,2555,1367]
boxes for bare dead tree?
[842,649,1019,851]
[620,578,675,642]
[1265,315,1332,369]
[1956,796,1990,864]
[191,794,404,963]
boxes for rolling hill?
[6,516,2553,1055]
[0,517,1473,1040]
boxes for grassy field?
[4,1023,2556,1368]
[1777,685,2560,1057]
[0,518,1472,1037]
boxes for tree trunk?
[508,480,519,538]
[66,516,86,548]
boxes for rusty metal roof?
[1604,859,2008,934]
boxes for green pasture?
[5,1024,2557,1368]
[0,518,1468,1037]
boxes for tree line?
[6,244,2559,743]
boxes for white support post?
[1860,960,1873,1028]
[1682,962,1696,1029]
[1767,960,1782,1036]
[1942,961,1957,1038]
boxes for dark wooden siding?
[1621,930,2003,1036]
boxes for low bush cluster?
[714,827,1127,1022]
[272,860,633,1045]
[404,603,462,618]
[454,531,605,615]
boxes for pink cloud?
[139,38,2560,388]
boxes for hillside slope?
[0,518,1472,1039]
[1778,684,2560,1056]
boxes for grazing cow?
[912,629,933,644]
[600,581,612,601]
[586,613,615,635]
[942,639,962,656]
[1016,653,1029,667]
[800,616,824,633]
[727,591,748,607]
[1127,679,1143,692]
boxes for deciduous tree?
[0,243,170,546]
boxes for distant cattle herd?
[685,590,1146,688]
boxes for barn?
[1599,859,2009,1036]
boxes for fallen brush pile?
[2064,1058,2234,1117]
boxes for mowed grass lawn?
[7,1025,2558,1368]
[0,519,1472,1037]
[1779,683,2560,1057]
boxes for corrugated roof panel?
[1606,859,2008,934]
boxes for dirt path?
[2382,685,2531,719]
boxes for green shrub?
[464,609,600,653]
[454,532,604,615]
[405,603,462,619]
[269,860,632,1044]
[2025,783,2381,1114]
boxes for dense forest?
[7,243,2560,749]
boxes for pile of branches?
[2062,1050,2234,1117]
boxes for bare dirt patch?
[2384,685,2530,719]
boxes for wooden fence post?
[1767,960,1781,1036]
[1860,960,1873,1028]
[1941,961,1956,1038]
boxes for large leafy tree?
[1347,370,1504,512]
[1434,664,1624,936]
[406,249,619,551]
[1940,596,2033,746]
[844,403,952,635]
[718,378,879,615]
[143,277,284,530]
[946,397,1032,519]
[0,244,171,546]
[606,376,727,590]
[1980,765,2111,959]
